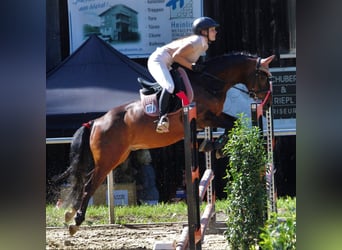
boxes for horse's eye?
[259,74,267,81]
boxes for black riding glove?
[191,63,205,72]
[171,62,180,69]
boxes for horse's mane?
[204,52,257,73]
[206,51,257,61]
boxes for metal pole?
[107,172,115,224]
[204,126,215,222]
[251,92,277,217]
[265,106,277,214]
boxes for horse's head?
[203,53,275,101]
[245,55,275,101]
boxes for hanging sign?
[67,0,202,57]
[271,67,296,119]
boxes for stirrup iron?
[156,115,169,133]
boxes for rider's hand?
[191,63,205,72]
[171,62,180,69]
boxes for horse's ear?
[260,55,275,66]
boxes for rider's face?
[208,27,217,41]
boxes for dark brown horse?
[56,53,275,235]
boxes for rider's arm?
[171,43,195,71]
[172,36,208,71]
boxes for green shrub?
[223,115,268,249]
[259,197,296,249]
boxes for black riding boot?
[214,129,229,150]
[156,88,171,133]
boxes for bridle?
[233,57,272,99]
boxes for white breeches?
[147,47,175,94]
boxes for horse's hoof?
[65,208,76,223]
[215,149,225,159]
[69,225,79,236]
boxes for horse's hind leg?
[65,208,77,223]
[64,188,87,224]
[68,116,132,235]
[68,175,95,235]
[65,190,85,224]
[64,186,86,223]
[64,170,94,224]
[69,152,130,235]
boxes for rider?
[147,17,219,133]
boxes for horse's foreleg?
[218,112,236,130]
[202,111,236,129]
[199,112,237,154]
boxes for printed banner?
[68,0,203,57]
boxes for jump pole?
[251,90,277,215]
[175,103,215,250]
[200,126,215,236]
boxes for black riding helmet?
[192,17,219,36]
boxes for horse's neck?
[206,55,251,89]
[205,69,242,94]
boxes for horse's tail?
[61,121,94,208]
[51,165,73,184]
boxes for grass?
[46,199,230,227]
[46,198,294,228]
[276,195,296,217]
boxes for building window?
[288,0,296,54]
[280,0,296,58]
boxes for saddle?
[138,67,194,116]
